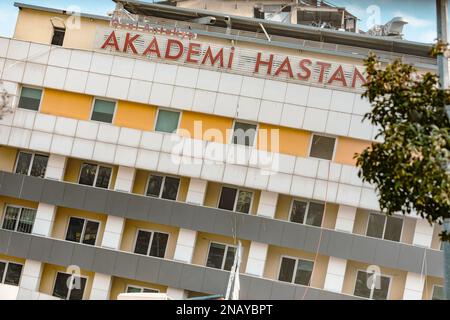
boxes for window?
[0,261,23,286]
[2,205,36,234]
[78,163,112,189]
[133,230,169,258]
[18,87,42,111]
[231,121,257,147]
[278,257,314,286]
[155,109,180,133]
[366,213,403,242]
[126,285,159,294]
[218,186,253,214]
[146,175,180,201]
[51,27,66,46]
[206,242,236,271]
[289,200,324,227]
[15,151,49,178]
[309,134,336,160]
[432,285,444,300]
[52,272,87,300]
[91,99,116,123]
[354,270,390,300]
[65,217,100,246]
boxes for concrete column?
[257,191,278,219]
[170,178,207,296]
[403,272,425,300]
[114,166,136,193]
[323,257,347,293]
[44,154,67,181]
[335,205,357,233]
[413,219,434,248]
[19,260,43,292]
[32,203,57,237]
[90,273,112,300]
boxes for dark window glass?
[366,213,385,239]
[432,286,445,300]
[30,154,49,178]
[0,262,5,283]
[82,220,100,245]
[18,87,42,111]
[146,175,163,197]
[95,166,112,189]
[305,202,324,227]
[223,246,236,271]
[65,217,85,243]
[91,99,115,123]
[155,110,180,133]
[51,27,65,46]
[206,243,226,269]
[232,122,257,146]
[149,232,169,258]
[278,257,296,283]
[309,135,335,160]
[294,260,314,286]
[2,206,20,231]
[372,275,390,300]
[143,288,158,293]
[134,230,151,255]
[218,187,237,211]
[68,276,87,300]
[126,286,142,293]
[4,263,23,286]
[290,200,307,224]
[384,216,403,242]
[15,152,32,175]
[52,273,71,299]
[79,163,97,186]
[16,208,36,234]
[235,190,252,214]
[354,271,371,298]
[161,177,180,200]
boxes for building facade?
[0,0,444,300]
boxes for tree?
[0,81,13,120]
[356,52,450,240]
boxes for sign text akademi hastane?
[97,28,367,89]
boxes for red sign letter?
[328,65,347,87]
[316,61,331,83]
[101,31,119,51]
[165,39,184,60]
[351,67,367,88]
[274,57,294,78]
[201,47,224,67]
[297,59,312,81]
[186,43,201,63]
[123,33,140,54]
[143,37,161,58]
[254,52,273,75]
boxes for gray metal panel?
[397,245,426,273]
[62,184,87,210]
[179,264,205,293]
[147,198,173,225]
[135,255,161,283]
[170,201,194,229]
[303,227,322,252]
[0,172,23,198]
[426,250,444,278]
[373,240,401,269]
[0,230,11,253]
[213,211,235,236]
[83,187,108,213]
[127,196,151,221]
[235,214,260,241]
[157,259,183,287]
[92,248,117,274]
[246,276,273,299]
[40,179,65,205]
[270,281,296,300]
[71,244,96,270]
[258,219,284,246]
[326,230,354,258]
[105,191,129,217]
[237,275,250,300]
[201,267,228,294]
[114,251,139,280]
[299,287,319,300]
[28,236,53,262]
[49,240,74,266]
[191,205,216,232]
[280,222,306,249]
[349,236,376,264]
[7,231,32,257]
[20,176,44,202]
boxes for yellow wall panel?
[0,147,17,172]
[0,254,25,265]
[41,89,92,120]
[110,277,167,299]
[114,101,156,131]
[335,137,372,165]
[179,111,233,143]
[257,124,311,157]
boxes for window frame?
[144,173,181,201]
[205,241,237,271]
[51,271,88,300]
[125,284,160,294]
[277,255,315,286]
[132,228,170,258]
[365,212,404,242]
[288,198,325,227]
[17,85,44,112]
[14,151,49,177]
[89,97,118,124]
[51,26,66,46]
[153,108,182,134]
[353,269,392,300]
[77,162,113,189]
[0,260,23,286]
[431,284,444,300]
[230,120,259,147]
[1,204,37,233]
[307,133,337,161]
[64,216,102,246]
[217,185,254,214]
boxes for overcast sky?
[0,0,444,44]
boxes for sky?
[0,0,443,44]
